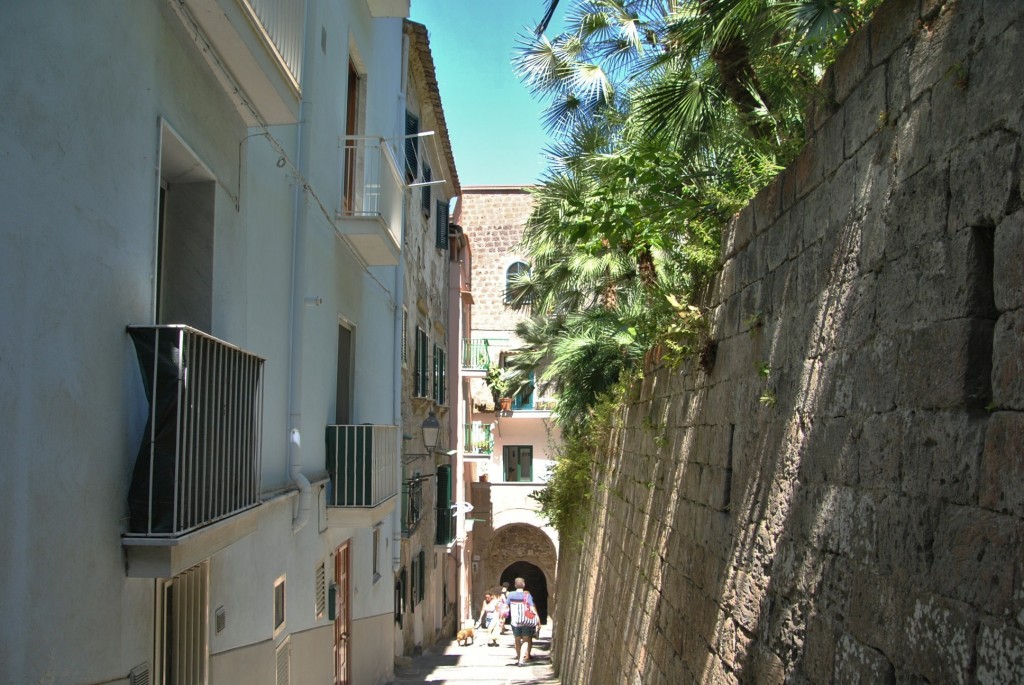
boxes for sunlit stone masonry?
[553,0,1024,683]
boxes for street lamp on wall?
[421,411,441,453]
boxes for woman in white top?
[476,591,500,646]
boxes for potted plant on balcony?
[485,365,515,413]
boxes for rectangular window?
[315,562,326,620]
[503,445,534,483]
[435,464,453,545]
[405,111,419,182]
[421,165,432,215]
[414,327,429,398]
[402,309,408,368]
[435,199,449,249]
[410,554,418,612]
[372,527,381,581]
[274,576,286,635]
[417,550,426,603]
[159,562,209,685]
[432,344,446,405]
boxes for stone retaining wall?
[554,1,1024,682]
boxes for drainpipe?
[392,29,411,572]
[286,4,314,535]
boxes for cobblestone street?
[389,623,559,685]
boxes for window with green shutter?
[414,327,429,397]
[435,465,453,545]
[421,166,431,215]
[432,344,446,405]
[435,200,449,249]
[405,112,419,182]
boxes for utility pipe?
[286,2,314,534]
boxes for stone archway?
[481,523,557,623]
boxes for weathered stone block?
[845,65,889,158]
[932,504,1018,615]
[901,593,977,684]
[976,620,1024,684]
[992,311,1024,410]
[980,411,1024,516]
[909,0,983,103]
[895,319,994,412]
[833,633,895,684]
[895,89,933,182]
[876,491,941,577]
[949,130,1018,231]
[871,0,919,66]
[965,21,1024,140]
[994,210,1024,313]
[834,24,873,105]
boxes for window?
[511,371,535,410]
[435,199,450,249]
[315,562,326,620]
[435,464,453,545]
[274,576,286,636]
[503,445,534,482]
[158,121,216,330]
[414,327,429,397]
[372,526,381,581]
[504,261,530,304]
[410,553,418,612]
[421,165,432,215]
[402,308,408,368]
[432,343,446,405]
[159,562,209,685]
[403,474,424,534]
[336,324,353,424]
[342,59,364,213]
[395,569,406,625]
[405,111,419,182]
[417,550,426,604]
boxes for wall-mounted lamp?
[421,411,441,453]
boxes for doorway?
[334,542,351,685]
[500,561,548,623]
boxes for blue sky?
[409,0,566,187]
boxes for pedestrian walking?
[476,590,500,646]
[506,577,539,666]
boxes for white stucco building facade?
[0,1,455,684]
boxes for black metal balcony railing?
[326,424,399,507]
[402,476,424,536]
[126,325,265,536]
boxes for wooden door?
[334,542,351,685]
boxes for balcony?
[174,0,304,125]
[366,0,409,17]
[461,338,492,371]
[325,424,399,527]
[123,325,265,576]
[337,136,405,266]
[464,422,493,458]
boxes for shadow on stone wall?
[554,1,1023,683]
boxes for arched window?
[505,261,530,304]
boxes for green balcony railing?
[461,338,491,370]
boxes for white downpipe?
[392,32,411,572]
[286,3,313,535]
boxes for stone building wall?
[554,1,1024,683]
[453,186,535,335]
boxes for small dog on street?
[456,627,474,646]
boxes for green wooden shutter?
[405,112,419,182]
[435,465,453,545]
[421,166,431,215]
[435,200,449,249]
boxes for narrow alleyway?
[389,622,559,685]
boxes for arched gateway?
[480,523,557,623]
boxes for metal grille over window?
[421,165,431,214]
[404,111,419,182]
[315,563,326,619]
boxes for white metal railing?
[326,424,399,507]
[126,325,265,537]
[340,136,404,245]
[246,0,305,86]
[464,422,494,455]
